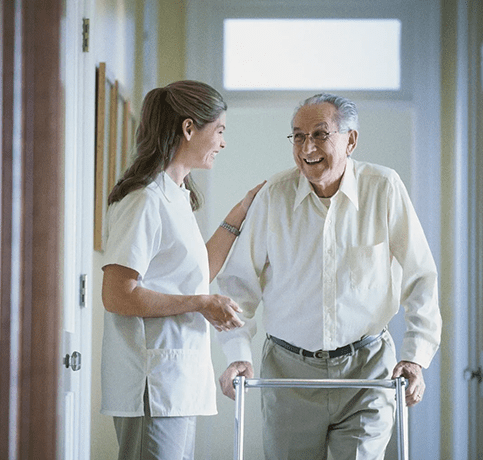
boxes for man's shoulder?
[245,168,298,215]
[264,167,299,192]
[352,159,401,183]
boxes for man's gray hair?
[291,93,359,133]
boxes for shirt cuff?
[400,336,440,369]
[220,336,253,365]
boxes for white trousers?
[113,390,196,460]
[260,329,397,460]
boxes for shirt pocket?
[349,242,389,290]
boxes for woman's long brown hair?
[108,80,227,210]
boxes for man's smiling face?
[292,102,357,197]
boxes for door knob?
[63,351,82,371]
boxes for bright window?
[223,19,401,90]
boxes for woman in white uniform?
[101,81,263,460]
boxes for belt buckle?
[314,350,329,359]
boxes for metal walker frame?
[233,376,408,460]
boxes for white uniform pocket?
[146,348,216,417]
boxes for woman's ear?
[346,129,359,156]
[182,118,194,141]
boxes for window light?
[223,18,401,90]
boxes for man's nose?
[302,135,317,153]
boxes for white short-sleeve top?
[100,172,216,417]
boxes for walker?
[233,376,409,460]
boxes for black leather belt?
[267,330,384,359]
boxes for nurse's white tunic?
[100,172,216,417]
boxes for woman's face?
[188,112,227,170]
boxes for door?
[60,1,95,459]
[477,91,483,458]
[467,67,483,459]
[466,2,483,457]
[470,36,483,460]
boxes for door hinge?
[464,366,483,383]
[82,18,90,52]
[80,274,88,307]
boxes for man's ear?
[182,118,195,141]
[346,129,359,156]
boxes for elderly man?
[217,93,441,460]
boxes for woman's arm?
[102,263,244,331]
[206,181,265,282]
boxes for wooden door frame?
[1,0,63,458]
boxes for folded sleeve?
[103,190,162,279]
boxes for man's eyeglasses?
[287,130,338,145]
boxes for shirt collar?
[293,158,359,211]
[294,171,315,210]
[154,171,190,203]
[338,158,359,210]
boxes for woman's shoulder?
[109,185,161,220]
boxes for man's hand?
[392,360,426,407]
[219,361,254,400]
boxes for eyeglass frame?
[287,130,339,145]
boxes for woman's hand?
[239,180,267,214]
[197,294,245,332]
[223,181,267,229]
